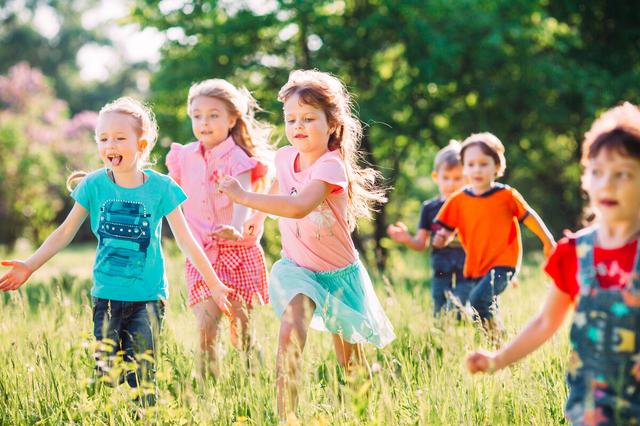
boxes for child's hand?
[387,222,411,244]
[0,260,33,291]
[432,229,451,248]
[210,225,243,241]
[466,349,499,374]
[218,175,245,203]
[210,281,233,317]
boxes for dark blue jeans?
[431,271,474,315]
[468,267,515,320]
[92,298,165,405]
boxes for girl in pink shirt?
[220,70,395,419]
[165,79,272,377]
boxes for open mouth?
[107,154,123,166]
[294,134,307,139]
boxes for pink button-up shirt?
[166,136,267,260]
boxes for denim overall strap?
[576,227,597,296]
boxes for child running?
[0,97,231,406]
[219,69,395,419]
[166,79,272,377]
[433,132,555,332]
[387,140,472,315]
[467,102,640,424]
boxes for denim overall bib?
[565,228,640,425]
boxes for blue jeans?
[431,271,474,316]
[468,267,515,320]
[92,298,165,405]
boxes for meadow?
[0,241,568,425]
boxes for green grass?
[0,242,569,425]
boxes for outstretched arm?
[0,202,88,291]
[387,223,430,251]
[523,211,556,257]
[219,176,331,219]
[466,285,573,373]
[166,206,232,316]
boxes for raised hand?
[218,175,245,203]
[387,222,411,244]
[0,260,33,291]
[432,229,451,248]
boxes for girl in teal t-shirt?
[0,97,231,406]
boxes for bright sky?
[31,0,165,81]
[28,0,280,82]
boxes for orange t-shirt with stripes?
[435,184,530,278]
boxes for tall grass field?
[0,242,568,425]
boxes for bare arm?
[467,285,573,373]
[165,206,231,315]
[387,223,430,251]
[219,176,332,219]
[523,211,556,257]
[0,202,88,290]
[230,172,252,233]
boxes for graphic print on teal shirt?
[70,169,187,301]
[96,199,151,279]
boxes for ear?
[138,138,148,152]
[228,116,237,131]
[431,171,438,181]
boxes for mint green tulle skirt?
[269,256,395,348]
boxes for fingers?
[1,260,15,267]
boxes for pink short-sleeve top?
[166,136,268,249]
[275,146,357,271]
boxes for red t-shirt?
[544,235,637,301]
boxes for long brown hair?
[66,97,158,190]
[278,69,386,229]
[187,79,274,191]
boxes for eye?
[193,114,201,119]
[304,117,314,123]
[286,119,295,124]
[210,114,218,118]
[591,168,602,177]
[617,171,632,179]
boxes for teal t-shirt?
[71,169,187,301]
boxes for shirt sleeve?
[543,236,579,300]
[159,176,188,217]
[310,153,348,194]
[435,196,458,231]
[229,146,260,177]
[418,201,438,231]
[70,174,91,210]
[510,188,531,222]
[165,143,183,185]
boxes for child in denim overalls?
[466,102,640,424]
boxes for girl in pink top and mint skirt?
[166,79,273,377]
[220,70,394,419]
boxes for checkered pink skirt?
[185,244,269,307]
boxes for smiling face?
[189,96,237,149]
[463,144,498,193]
[95,112,147,172]
[584,149,640,226]
[283,92,333,157]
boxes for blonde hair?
[66,97,158,190]
[187,79,274,191]
[278,69,386,228]
[460,132,507,177]
[434,140,462,172]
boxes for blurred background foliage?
[2,0,639,268]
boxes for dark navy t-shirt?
[418,197,466,275]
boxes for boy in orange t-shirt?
[433,132,555,331]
